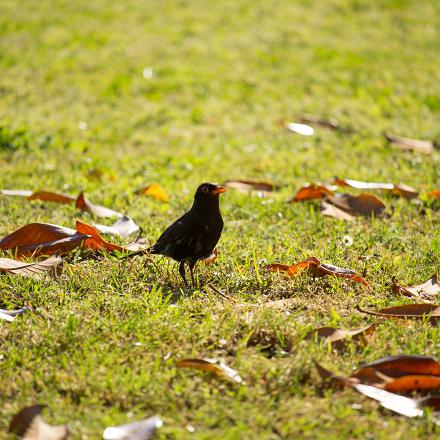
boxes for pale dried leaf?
[394,274,440,298]
[176,358,243,383]
[94,217,140,238]
[385,132,434,155]
[9,405,68,440]
[76,192,123,218]
[103,416,163,440]
[321,201,356,221]
[0,255,62,278]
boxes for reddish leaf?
[306,324,375,349]
[0,255,62,278]
[76,192,123,218]
[75,221,126,252]
[176,358,243,383]
[357,303,440,322]
[289,184,335,202]
[28,191,75,204]
[427,190,440,198]
[333,178,418,200]
[267,257,368,286]
[393,274,440,298]
[0,223,89,258]
[326,193,386,217]
[385,132,435,155]
[353,355,440,379]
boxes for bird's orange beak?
[210,185,228,195]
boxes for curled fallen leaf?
[287,122,314,136]
[353,355,440,379]
[75,221,126,253]
[8,405,69,439]
[306,324,375,349]
[325,193,386,217]
[1,189,75,204]
[393,274,440,298]
[76,192,123,218]
[315,361,440,417]
[0,254,62,278]
[384,132,436,155]
[103,416,163,440]
[357,303,440,322]
[333,178,419,200]
[289,184,335,202]
[266,257,368,286]
[224,179,278,197]
[0,223,89,258]
[203,248,219,266]
[176,358,243,383]
[320,200,356,221]
[298,114,340,131]
[136,183,169,202]
[93,216,140,239]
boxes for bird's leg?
[189,260,198,287]
[179,261,188,286]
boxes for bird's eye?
[202,186,209,193]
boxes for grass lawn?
[1,0,440,438]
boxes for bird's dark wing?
[149,211,193,260]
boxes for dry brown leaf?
[224,179,278,197]
[0,223,89,258]
[136,183,169,202]
[325,193,386,217]
[76,192,123,218]
[357,303,440,322]
[393,274,440,298]
[333,178,419,200]
[0,254,62,278]
[203,248,219,266]
[298,114,340,130]
[427,190,440,198]
[103,416,163,440]
[289,184,335,202]
[306,324,375,349]
[176,358,243,383]
[315,361,440,417]
[1,189,75,204]
[8,405,68,439]
[385,132,435,155]
[266,257,368,286]
[320,201,356,221]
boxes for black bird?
[149,182,227,286]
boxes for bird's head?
[194,182,227,202]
